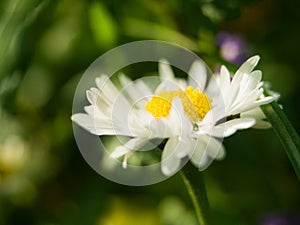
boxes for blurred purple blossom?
[260,212,300,225]
[216,32,250,65]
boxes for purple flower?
[260,212,300,225]
[216,32,250,65]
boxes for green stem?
[261,100,300,181]
[180,162,211,225]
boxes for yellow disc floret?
[145,86,211,122]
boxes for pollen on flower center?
[145,86,211,122]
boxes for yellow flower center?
[145,86,211,122]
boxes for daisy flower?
[71,56,276,176]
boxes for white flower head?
[71,56,276,176]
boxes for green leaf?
[261,99,300,181]
[88,2,118,49]
[123,18,199,52]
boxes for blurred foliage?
[0,0,300,225]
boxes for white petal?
[241,107,266,120]
[197,153,213,171]
[111,146,132,159]
[105,86,138,135]
[131,80,152,109]
[252,120,272,129]
[155,60,180,94]
[190,137,206,167]
[235,55,260,77]
[161,136,195,176]
[119,74,152,98]
[175,79,188,90]
[205,76,221,99]
[201,105,226,126]
[158,59,187,90]
[159,59,176,80]
[154,79,179,94]
[188,60,207,91]
[190,135,225,170]
[95,75,119,103]
[134,79,152,98]
[128,109,170,139]
[161,137,182,176]
[226,57,260,112]
[254,96,276,105]
[266,89,280,101]
[84,105,110,119]
[71,113,115,135]
[168,98,193,136]
[236,95,275,114]
[146,116,169,138]
[110,138,149,158]
[203,135,225,160]
[229,88,263,115]
[118,73,131,88]
[229,71,262,112]
[220,117,256,137]
[241,107,271,129]
[84,105,95,116]
[249,70,262,87]
[220,65,231,89]
[118,74,151,108]
[226,72,243,110]
[86,88,99,105]
[72,112,135,137]
[200,118,256,138]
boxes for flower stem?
[180,162,211,225]
[261,100,300,181]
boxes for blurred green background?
[0,0,300,224]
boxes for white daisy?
[202,56,276,130]
[71,56,275,176]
